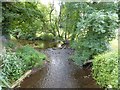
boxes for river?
[20,48,101,88]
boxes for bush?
[16,45,46,71]
[1,52,23,83]
[92,51,118,88]
[0,45,46,87]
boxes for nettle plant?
[72,9,118,65]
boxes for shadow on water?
[20,48,102,88]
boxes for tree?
[64,2,118,66]
[59,2,80,41]
[57,2,118,66]
[2,2,49,40]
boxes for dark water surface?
[20,48,100,88]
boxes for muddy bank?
[20,48,101,88]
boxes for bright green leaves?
[1,52,23,83]
[0,45,46,86]
[2,2,61,40]
[60,2,80,40]
[16,45,46,70]
[92,51,118,88]
[2,2,49,40]
[71,2,118,66]
[77,11,118,35]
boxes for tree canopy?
[2,1,119,65]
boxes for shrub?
[16,45,46,71]
[1,52,23,83]
[0,45,46,88]
[92,51,118,88]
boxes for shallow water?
[20,48,101,88]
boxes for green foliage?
[4,40,16,51]
[2,2,51,40]
[70,2,118,65]
[2,1,119,64]
[1,52,23,83]
[40,34,55,41]
[92,51,118,88]
[59,2,80,40]
[0,73,11,88]
[2,2,61,41]
[0,45,46,87]
[16,45,46,71]
[117,2,120,23]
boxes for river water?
[20,48,101,88]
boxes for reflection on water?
[20,49,101,88]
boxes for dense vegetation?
[65,2,118,66]
[2,2,118,64]
[1,1,119,89]
[2,2,57,40]
[92,51,118,88]
[0,45,46,87]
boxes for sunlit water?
[20,48,101,88]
